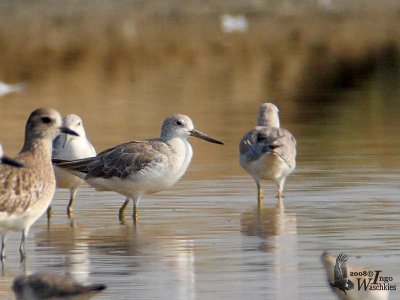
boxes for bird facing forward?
[50,114,96,217]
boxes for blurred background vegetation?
[1,0,399,107]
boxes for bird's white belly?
[245,153,294,181]
[86,168,176,198]
[86,139,193,198]
[0,192,54,234]
[0,211,32,232]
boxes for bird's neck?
[257,118,280,128]
[166,136,190,151]
[20,137,53,161]
[166,137,193,182]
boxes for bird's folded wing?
[54,140,170,180]
[240,126,296,167]
[0,167,49,213]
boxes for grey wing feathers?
[334,253,349,281]
[240,126,296,167]
[54,141,169,180]
[89,142,155,179]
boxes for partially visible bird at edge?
[0,108,78,262]
[12,272,106,299]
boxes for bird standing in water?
[54,114,223,223]
[50,114,96,218]
[0,108,77,261]
[239,103,296,206]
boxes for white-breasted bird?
[51,114,96,217]
[53,114,224,223]
[239,103,296,206]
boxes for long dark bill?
[1,156,24,168]
[190,129,224,145]
[59,127,79,137]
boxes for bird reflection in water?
[33,220,196,299]
[241,200,297,245]
[241,199,298,299]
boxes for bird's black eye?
[77,122,81,126]
[41,117,52,124]
[176,120,182,126]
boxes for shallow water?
[0,73,400,299]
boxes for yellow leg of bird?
[67,197,74,217]
[47,206,53,219]
[119,198,130,223]
[67,188,78,218]
[132,197,139,224]
[278,190,282,201]
[257,184,263,208]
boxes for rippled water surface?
[0,75,400,299]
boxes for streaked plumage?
[51,114,96,217]
[0,108,77,261]
[54,114,223,223]
[239,103,296,206]
[12,273,106,299]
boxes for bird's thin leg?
[67,187,78,217]
[256,180,263,208]
[47,205,53,219]
[69,215,77,228]
[132,197,139,223]
[119,198,130,223]
[1,235,6,261]
[277,177,286,200]
[19,229,28,262]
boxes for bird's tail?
[53,157,96,179]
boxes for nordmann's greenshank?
[54,114,223,223]
[239,103,296,206]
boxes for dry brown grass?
[1,0,400,103]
